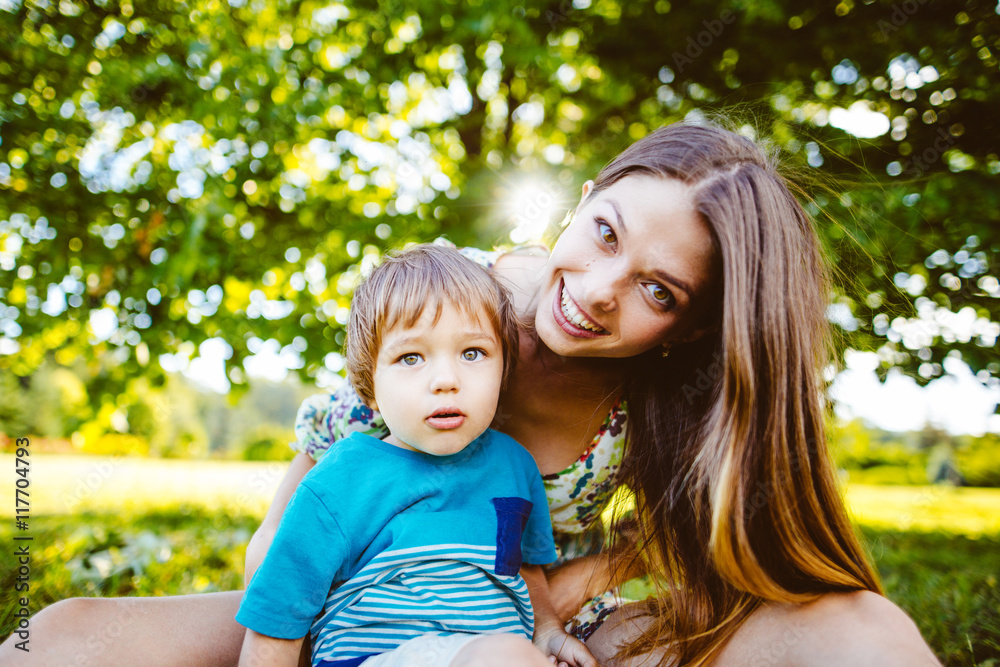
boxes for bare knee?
[32,596,136,642]
[0,598,100,664]
[32,597,97,629]
[452,634,550,667]
[4,591,245,667]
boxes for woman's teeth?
[561,286,604,332]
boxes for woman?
[4,121,938,666]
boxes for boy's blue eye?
[462,349,484,361]
[400,353,422,366]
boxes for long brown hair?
[598,122,882,664]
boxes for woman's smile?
[554,278,609,337]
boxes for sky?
[831,351,1000,435]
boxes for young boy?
[236,245,594,667]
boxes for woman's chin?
[534,312,575,354]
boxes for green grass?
[845,484,1000,536]
[1,455,998,664]
[862,528,1000,666]
[0,508,256,604]
[0,454,284,516]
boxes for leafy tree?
[0,0,997,406]
[0,371,28,434]
[25,363,90,436]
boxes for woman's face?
[534,174,716,359]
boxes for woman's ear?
[562,181,594,227]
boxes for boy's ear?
[579,180,594,205]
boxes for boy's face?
[372,299,504,456]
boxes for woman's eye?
[644,283,674,307]
[399,353,422,366]
[462,348,484,361]
[597,220,617,245]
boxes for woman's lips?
[552,279,607,339]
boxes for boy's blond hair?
[345,244,520,407]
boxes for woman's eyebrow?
[605,198,625,231]
[652,268,694,300]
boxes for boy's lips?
[426,408,466,430]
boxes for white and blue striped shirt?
[236,430,556,665]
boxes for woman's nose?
[581,263,625,311]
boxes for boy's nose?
[429,362,460,393]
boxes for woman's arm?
[239,629,304,667]
[546,553,649,623]
[546,556,611,623]
[521,565,598,667]
[244,453,316,585]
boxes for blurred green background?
[1,0,999,664]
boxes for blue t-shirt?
[236,429,557,664]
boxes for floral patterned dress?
[289,243,629,640]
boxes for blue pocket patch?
[492,497,533,576]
